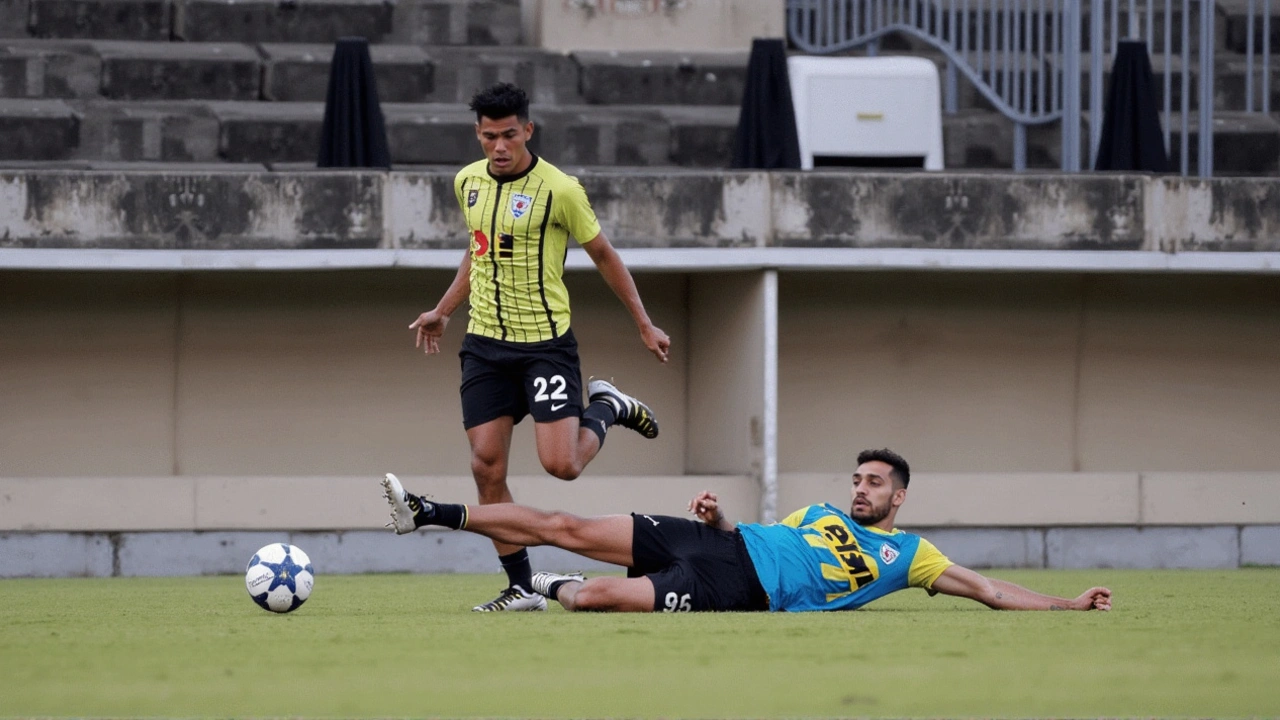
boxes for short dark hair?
[469,83,530,122]
[857,448,911,488]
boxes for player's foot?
[530,571,585,600]
[381,473,426,535]
[472,586,547,612]
[588,378,659,439]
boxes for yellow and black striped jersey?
[454,154,602,343]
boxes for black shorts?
[459,330,584,429]
[628,514,770,613]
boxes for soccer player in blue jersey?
[381,448,1113,613]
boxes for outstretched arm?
[688,491,735,532]
[581,232,670,363]
[930,565,1112,611]
[409,249,470,354]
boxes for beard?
[850,500,891,525]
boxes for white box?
[788,55,945,170]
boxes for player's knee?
[542,459,582,481]
[470,449,504,479]
[567,579,613,611]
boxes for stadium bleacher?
[1,0,1272,171]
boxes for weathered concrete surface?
[772,172,1147,249]
[1148,176,1280,250]
[1046,526,1241,569]
[0,0,30,37]
[28,0,172,40]
[388,0,522,46]
[261,43,432,103]
[95,40,261,100]
[425,46,580,105]
[208,100,324,163]
[0,40,100,98]
[3,169,1280,250]
[1,525,1269,577]
[0,171,383,248]
[574,51,748,106]
[75,100,219,161]
[1241,525,1280,566]
[174,0,394,43]
[0,532,114,577]
[1166,111,1280,176]
[903,527,1047,568]
[0,98,78,159]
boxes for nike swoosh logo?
[551,403,567,411]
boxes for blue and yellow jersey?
[738,503,953,612]
[454,154,602,343]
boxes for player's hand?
[641,323,670,364]
[409,310,449,355]
[688,490,724,526]
[1074,586,1112,611]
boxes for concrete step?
[574,50,748,106]
[0,97,79,159]
[260,43,431,102]
[387,0,523,46]
[1218,0,1280,53]
[0,39,99,98]
[72,99,220,160]
[94,40,260,100]
[27,0,171,40]
[424,47,579,104]
[174,0,394,43]
[1,0,31,37]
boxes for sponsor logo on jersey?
[467,189,479,207]
[473,229,489,256]
[511,193,533,219]
[879,544,900,565]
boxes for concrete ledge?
[1142,473,1280,524]
[2,170,1280,252]
[4,472,1276,533]
[0,475,755,532]
[1241,525,1280,566]
[2,525,1274,578]
[1046,526,1241,569]
[781,472,1142,526]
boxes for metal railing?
[787,0,1275,176]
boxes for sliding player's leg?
[381,473,635,567]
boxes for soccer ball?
[245,543,314,613]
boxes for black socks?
[408,495,468,530]
[499,549,533,593]
[581,400,618,447]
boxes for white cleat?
[530,571,585,600]
[381,473,419,535]
[472,586,548,612]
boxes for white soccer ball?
[245,543,314,613]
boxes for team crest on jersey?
[467,189,479,207]
[510,193,533,219]
[879,544,900,565]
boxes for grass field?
[2,569,1278,718]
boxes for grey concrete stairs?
[0,0,1277,174]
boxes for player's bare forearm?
[435,250,472,316]
[931,565,1112,611]
[585,235,651,327]
[583,233,671,362]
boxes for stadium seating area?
[0,0,1277,172]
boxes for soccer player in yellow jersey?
[381,448,1113,613]
[407,83,671,612]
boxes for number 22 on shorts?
[534,374,568,410]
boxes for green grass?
[1,569,1278,718]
